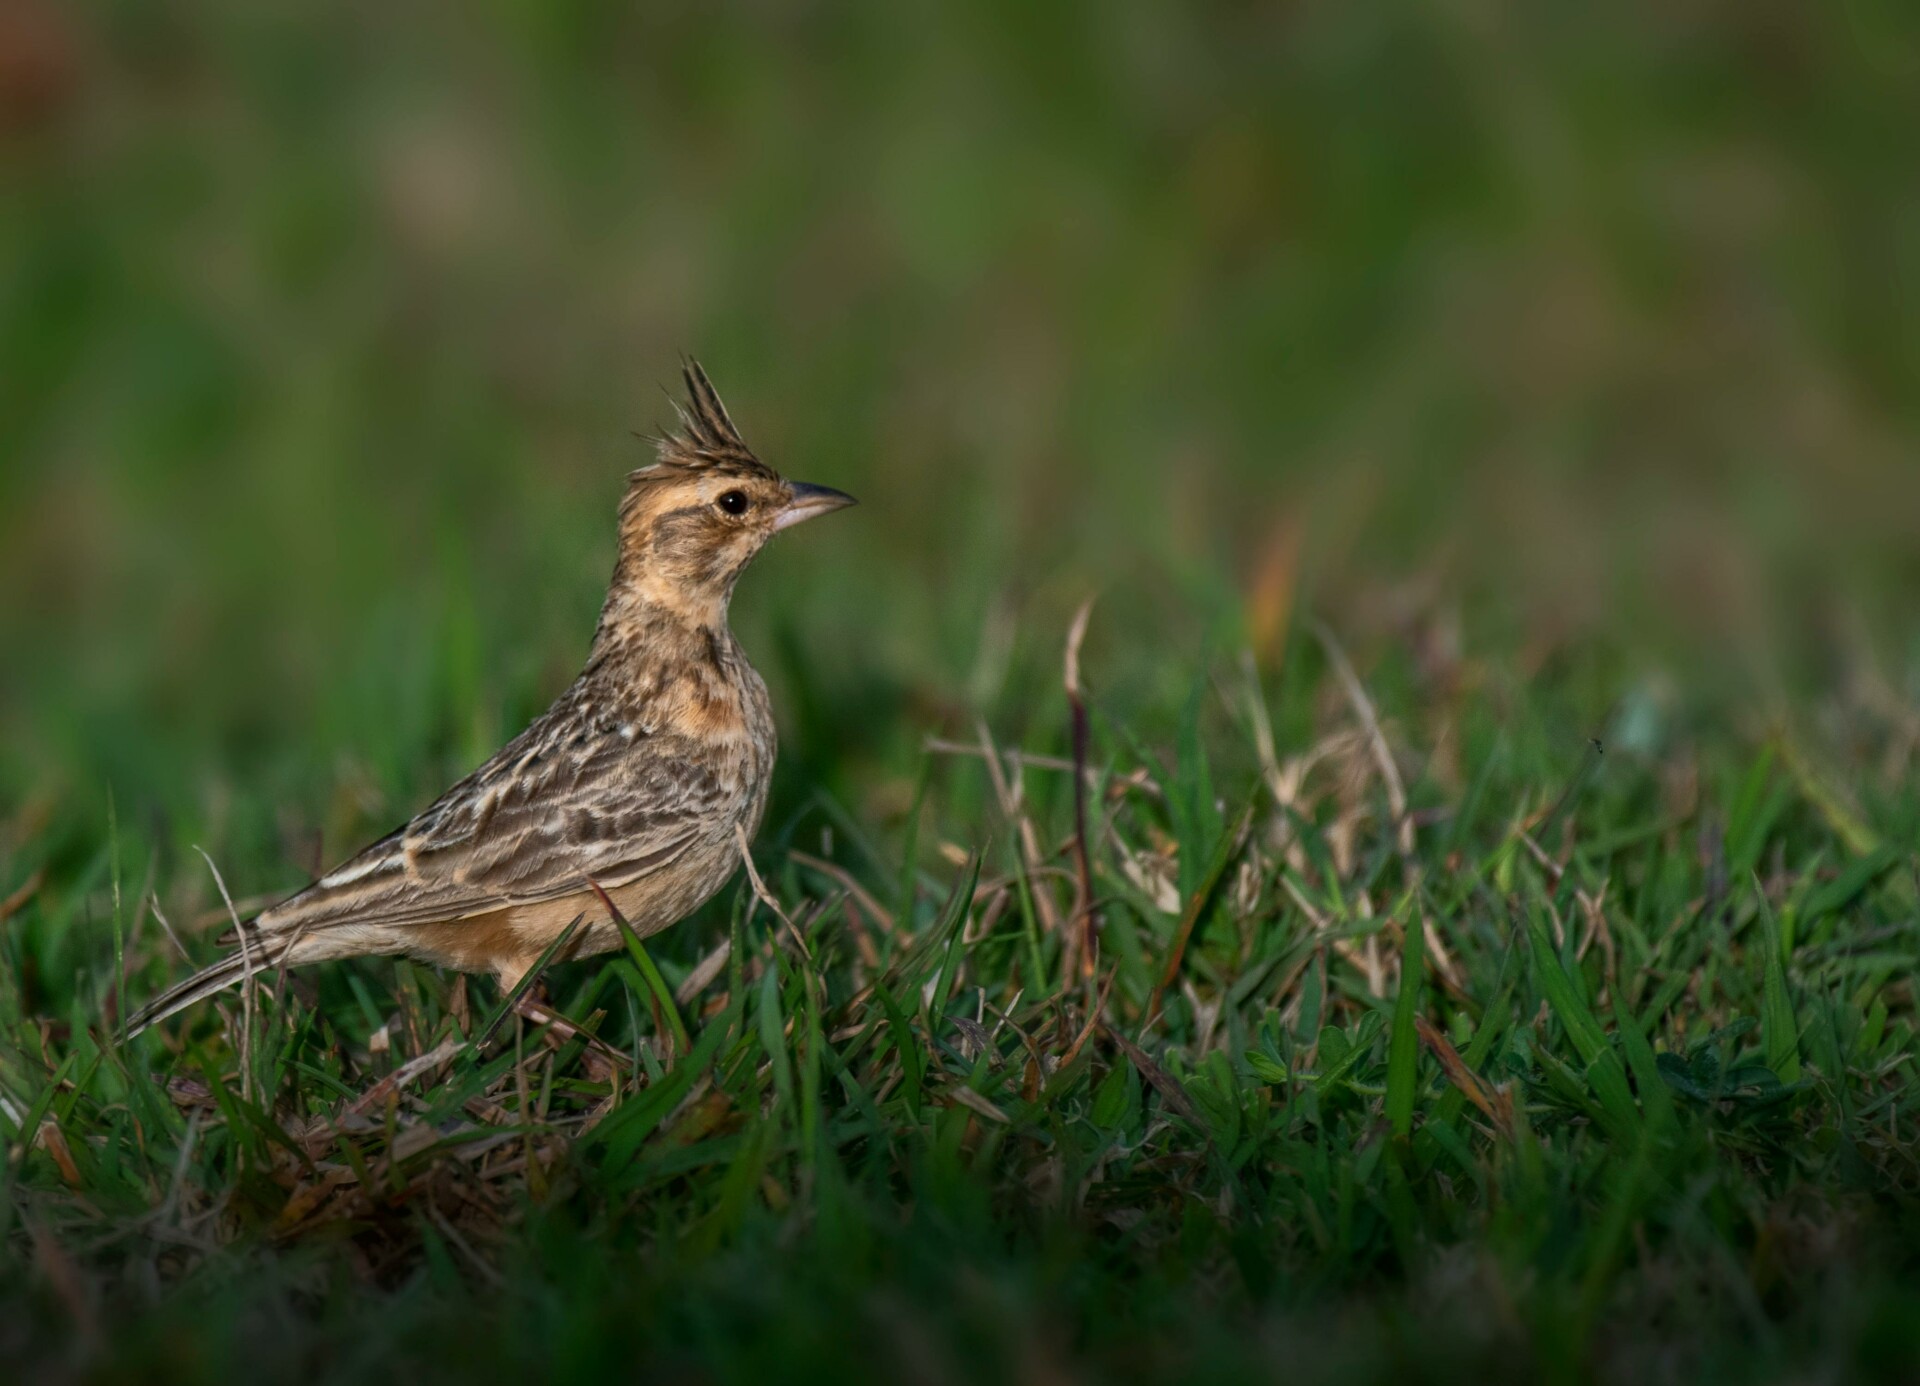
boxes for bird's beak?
[774,481,858,532]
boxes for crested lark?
[127,362,854,1036]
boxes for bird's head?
[609,361,856,630]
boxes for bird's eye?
[717,490,751,517]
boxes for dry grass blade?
[1246,515,1300,669]
[348,1037,462,1118]
[975,717,1062,942]
[1058,969,1118,1069]
[790,850,896,934]
[923,739,1163,799]
[1102,1024,1202,1126]
[34,1116,84,1188]
[1148,802,1255,1021]
[0,867,44,924]
[274,1168,358,1234]
[1415,1015,1513,1139]
[1518,829,1566,885]
[1240,650,1286,811]
[673,937,733,1007]
[193,845,256,1100]
[1421,918,1467,998]
[427,1204,505,1288]
[735,821,815,965]
[147,893,194,964]
[1064,596,1101,983]
[1312,620,1414,860]
[945,1084,1010,1124]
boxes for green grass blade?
[1523,907,1641,1141]
[1611,995,1676,1134]
[613,915,694,1061]
[1385,915,1426,1139]
[1753,872,1802,1084]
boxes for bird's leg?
[510,985,626,1083]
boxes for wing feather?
[246,715,731,940]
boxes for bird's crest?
[656,359,756,469]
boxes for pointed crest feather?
[656,358,752,467]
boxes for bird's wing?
[248,719,733,940]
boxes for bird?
[125,361,855,1038]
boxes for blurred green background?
[4,0,1919,845]
[4,9,1920,1380]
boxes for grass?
[2,609,1917,1385]
[6,2,1920,1381]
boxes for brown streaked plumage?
[126,361,855,1037]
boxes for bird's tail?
[121,944,286,1040]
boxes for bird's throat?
[601,566,732,642]
[593,577,735,670]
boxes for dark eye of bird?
[717,490,750,516]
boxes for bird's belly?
[402,798,758,986]
[508,828,744,957]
